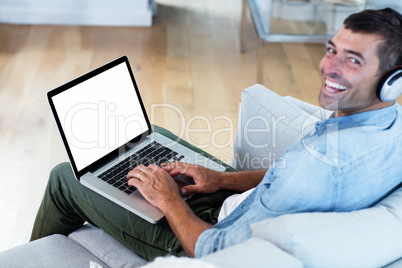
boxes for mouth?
[324,79,348,93]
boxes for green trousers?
[30,126,235,261]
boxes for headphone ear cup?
[377,68,402,102]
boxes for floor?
[0,0,364,252]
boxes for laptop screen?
[49,57,150,174]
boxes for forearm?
[218,169,266,192]
[162,162,267,195]
[163,170,266,256]
[160,197,212,257]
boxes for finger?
[147,164,161,175]
[162,162,193,176]
[161,161,187,171]
[134,165,156,182]
[180,184,201,195]
[174,164,206,180]
[127,177,142,187]
[126,165,153,182]
[127,166,153,187]
[126,166,144,180]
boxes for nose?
[321,56,342,78]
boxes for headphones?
[377,66,402,102]
[376,8,402,102]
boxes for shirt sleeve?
[194,222,252,258]
[194,227,219,258]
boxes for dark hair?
[344,8,402,75]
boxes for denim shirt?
[195,103,402,258]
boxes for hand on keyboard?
[161,162,224,196]
[126,164,182,210]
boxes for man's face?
[318,27,389,117]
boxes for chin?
[318,92,337,111]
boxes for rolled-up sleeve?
[194,227,219,258]
[194,188,259,258]
[195,222,253,258]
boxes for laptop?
[47,56,226,224]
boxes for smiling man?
[319,27,394,116]
[31,8,402,261]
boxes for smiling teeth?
[326,81,347,91]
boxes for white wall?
[374,0,402,10]
[0,0,156,26]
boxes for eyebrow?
[327,40,366,64]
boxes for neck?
[335,101,395,117]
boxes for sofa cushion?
[232,84,328,171]
[68,224,147,268]
[144,256,218,268]
[251,186,402,267]
[201,237,303,268]
[0,234,108,268]
[141,238,303,268]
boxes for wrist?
[159,194,186,214]
[216,171,233,190]
[217,170,266,192]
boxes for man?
[31,8,402,260]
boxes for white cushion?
[232,84,329,171]
[144,238,303,268]
[201,238,303,268]
[144,256,218,268]
[251,186,402,267]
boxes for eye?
[326,47,336,55]
[348,57,361,65]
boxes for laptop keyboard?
[98,142,184,195]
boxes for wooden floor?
[0,0,355,251]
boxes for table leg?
[240,0,247,53]
[257,39,265,84]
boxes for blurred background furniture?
[0,0,157,26]
[241,0,402,83]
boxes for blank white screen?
[52,62,148,171]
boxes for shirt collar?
[315,103,399,131]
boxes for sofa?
[1,84,402,267]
